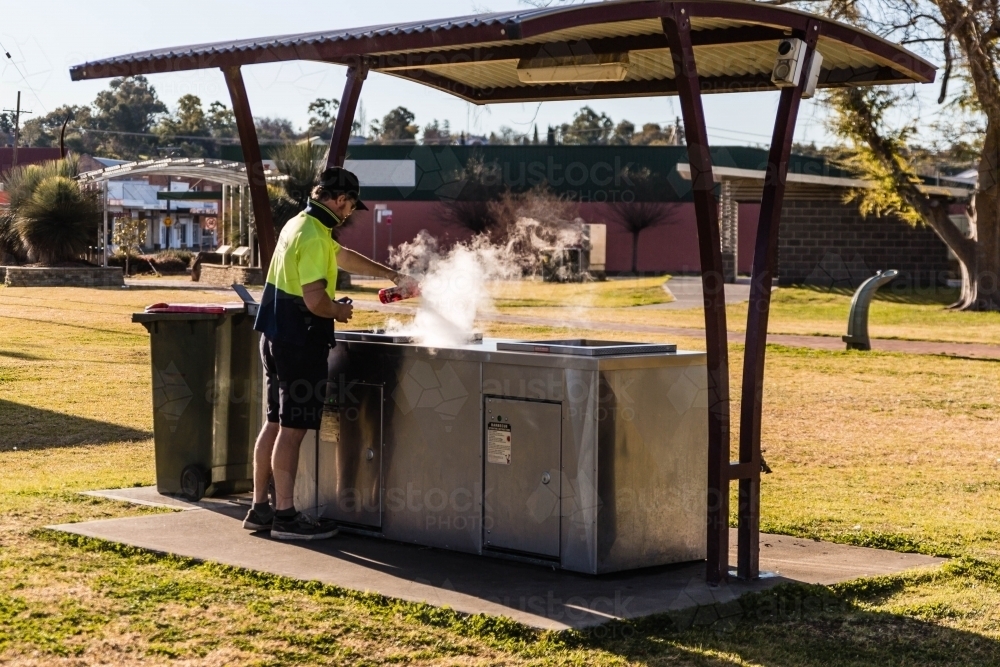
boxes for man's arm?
[302,280,353,323]
[336,247,401,283]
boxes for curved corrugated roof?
[76,158,281,187]
[69,0,935,103]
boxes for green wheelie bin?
[132,300,262,501]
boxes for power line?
[0,38,47,114]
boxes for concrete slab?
[82,486,245,511]
[55,489,944,630]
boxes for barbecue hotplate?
[336,329,412,343]
[335,329,484,344]
[495,339,676,356]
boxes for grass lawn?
[348,275,1000,345]
[3,283,1000,664]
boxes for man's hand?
[303,280,351,321]
[332,300,354,323]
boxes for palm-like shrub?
[2,157,99,265]
[15,175,101,265]
[0,210,27,263]
[273,141,323,207]
[269,142,324,234]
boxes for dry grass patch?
[4,284,1000,664]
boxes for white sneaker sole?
[242,520,272,531]
[270,527,338,540]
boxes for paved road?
[638,275,770,310]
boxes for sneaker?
[242,506,274,531]
[270,512,338,540]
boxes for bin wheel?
[180,465,209,501]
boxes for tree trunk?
[956,118,1000,310]
[935,0,1000,310]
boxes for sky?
[2,0,944,147]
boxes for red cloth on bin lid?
[144,303,228,314]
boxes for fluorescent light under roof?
[516,52,630,84]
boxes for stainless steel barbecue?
[293,336,707,574]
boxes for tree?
[371,107,418,144]
[0,111,16,145]
[610,120,636,145]
[609,166,678,273]
[632,122,682,146]
[90,76,168,159]
[490,184,585,279]
[560,106,614,144]
[422,119,452,145]
[438,154,505,234]
[489,125,528,145]
[20,105,98,155]
[112,215,148,276]
[156,94,211,157]
[255,117,299,143]
[809,0,1000,309]
[206,101,236,139]
[307,98,339,140]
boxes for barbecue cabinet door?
[318,383,383,529]
[483,397,561,558]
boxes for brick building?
[226,144,973,286]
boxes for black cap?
[318,166,368,211]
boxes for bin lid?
[143,303,233,314]
[132,302,248,324]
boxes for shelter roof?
[69,0,935,104]
[76,157,280,188]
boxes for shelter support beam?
[223,66,276,272]
[662,6,731,586]
[328,61,370,169]
[736,21,821,581]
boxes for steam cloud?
[386,231,520,347]
[386,218,588,346]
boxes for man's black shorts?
[260,335,329,430]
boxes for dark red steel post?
[663,5,731,586]
[327,60,369,168]
[736,21,821,580]
[223,65,277,272]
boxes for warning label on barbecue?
[487,422,511,465]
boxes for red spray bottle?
[378,280,421,304]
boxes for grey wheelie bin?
[132,301,262,501]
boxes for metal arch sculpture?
[69,0,936,585]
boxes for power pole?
[3,92,33,168]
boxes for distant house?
[104,178,221,252]
[0,147,63,175]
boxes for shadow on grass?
[0,399,150,450]
[0,350,44,360]
[571,583,1000,666]
[46,527,999,666]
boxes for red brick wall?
[330,198,947,284]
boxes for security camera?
[771,38,806,87]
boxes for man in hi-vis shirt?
[245,167,403,540]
